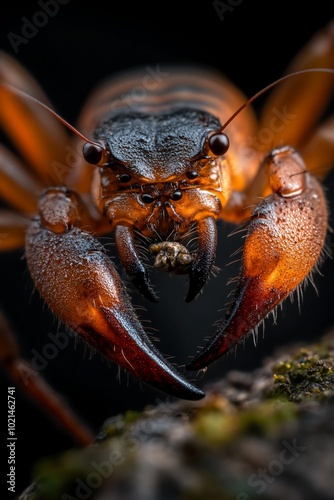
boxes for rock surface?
[19,330,334,500]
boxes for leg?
[0,311,94,445]
[223,22,334,224]
[187,146,328,369]
[0,145,43,216]
[0,141,41,247]
[0,211,29,251]
[301,115,334,180]
[259,21,334,150]
[0,52,70,185]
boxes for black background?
[1,0,334,496]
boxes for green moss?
[193,396,296,445]
[18,333,334,500]
[96,410,141,440]
[21,436,132,500]
[269,342,334,402]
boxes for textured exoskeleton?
[0,22,334,441]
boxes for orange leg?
[0,211,29,250]
[0,52,77,252]
[259,21,334,150]
[0,311,94,445]
[222,23,334,224]
[301,115,334,180]
[0,144,43,216]
[0,51,70,185]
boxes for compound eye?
[207,132,230,157]
[83,142,105,165]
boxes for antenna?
[0,82,103,148]
[219,68,334,132]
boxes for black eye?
[83,142,104,165]
[186,170,198,180]
[207,132,230,157]
[141,193,154,204]
[170,190,182,201]
[118,173,132,183]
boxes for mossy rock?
[19,331,334,500]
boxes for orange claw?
[26,188,204,400]
[187,147,328,370]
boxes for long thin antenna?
[219,68,334,132]
[0,82,101,146]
